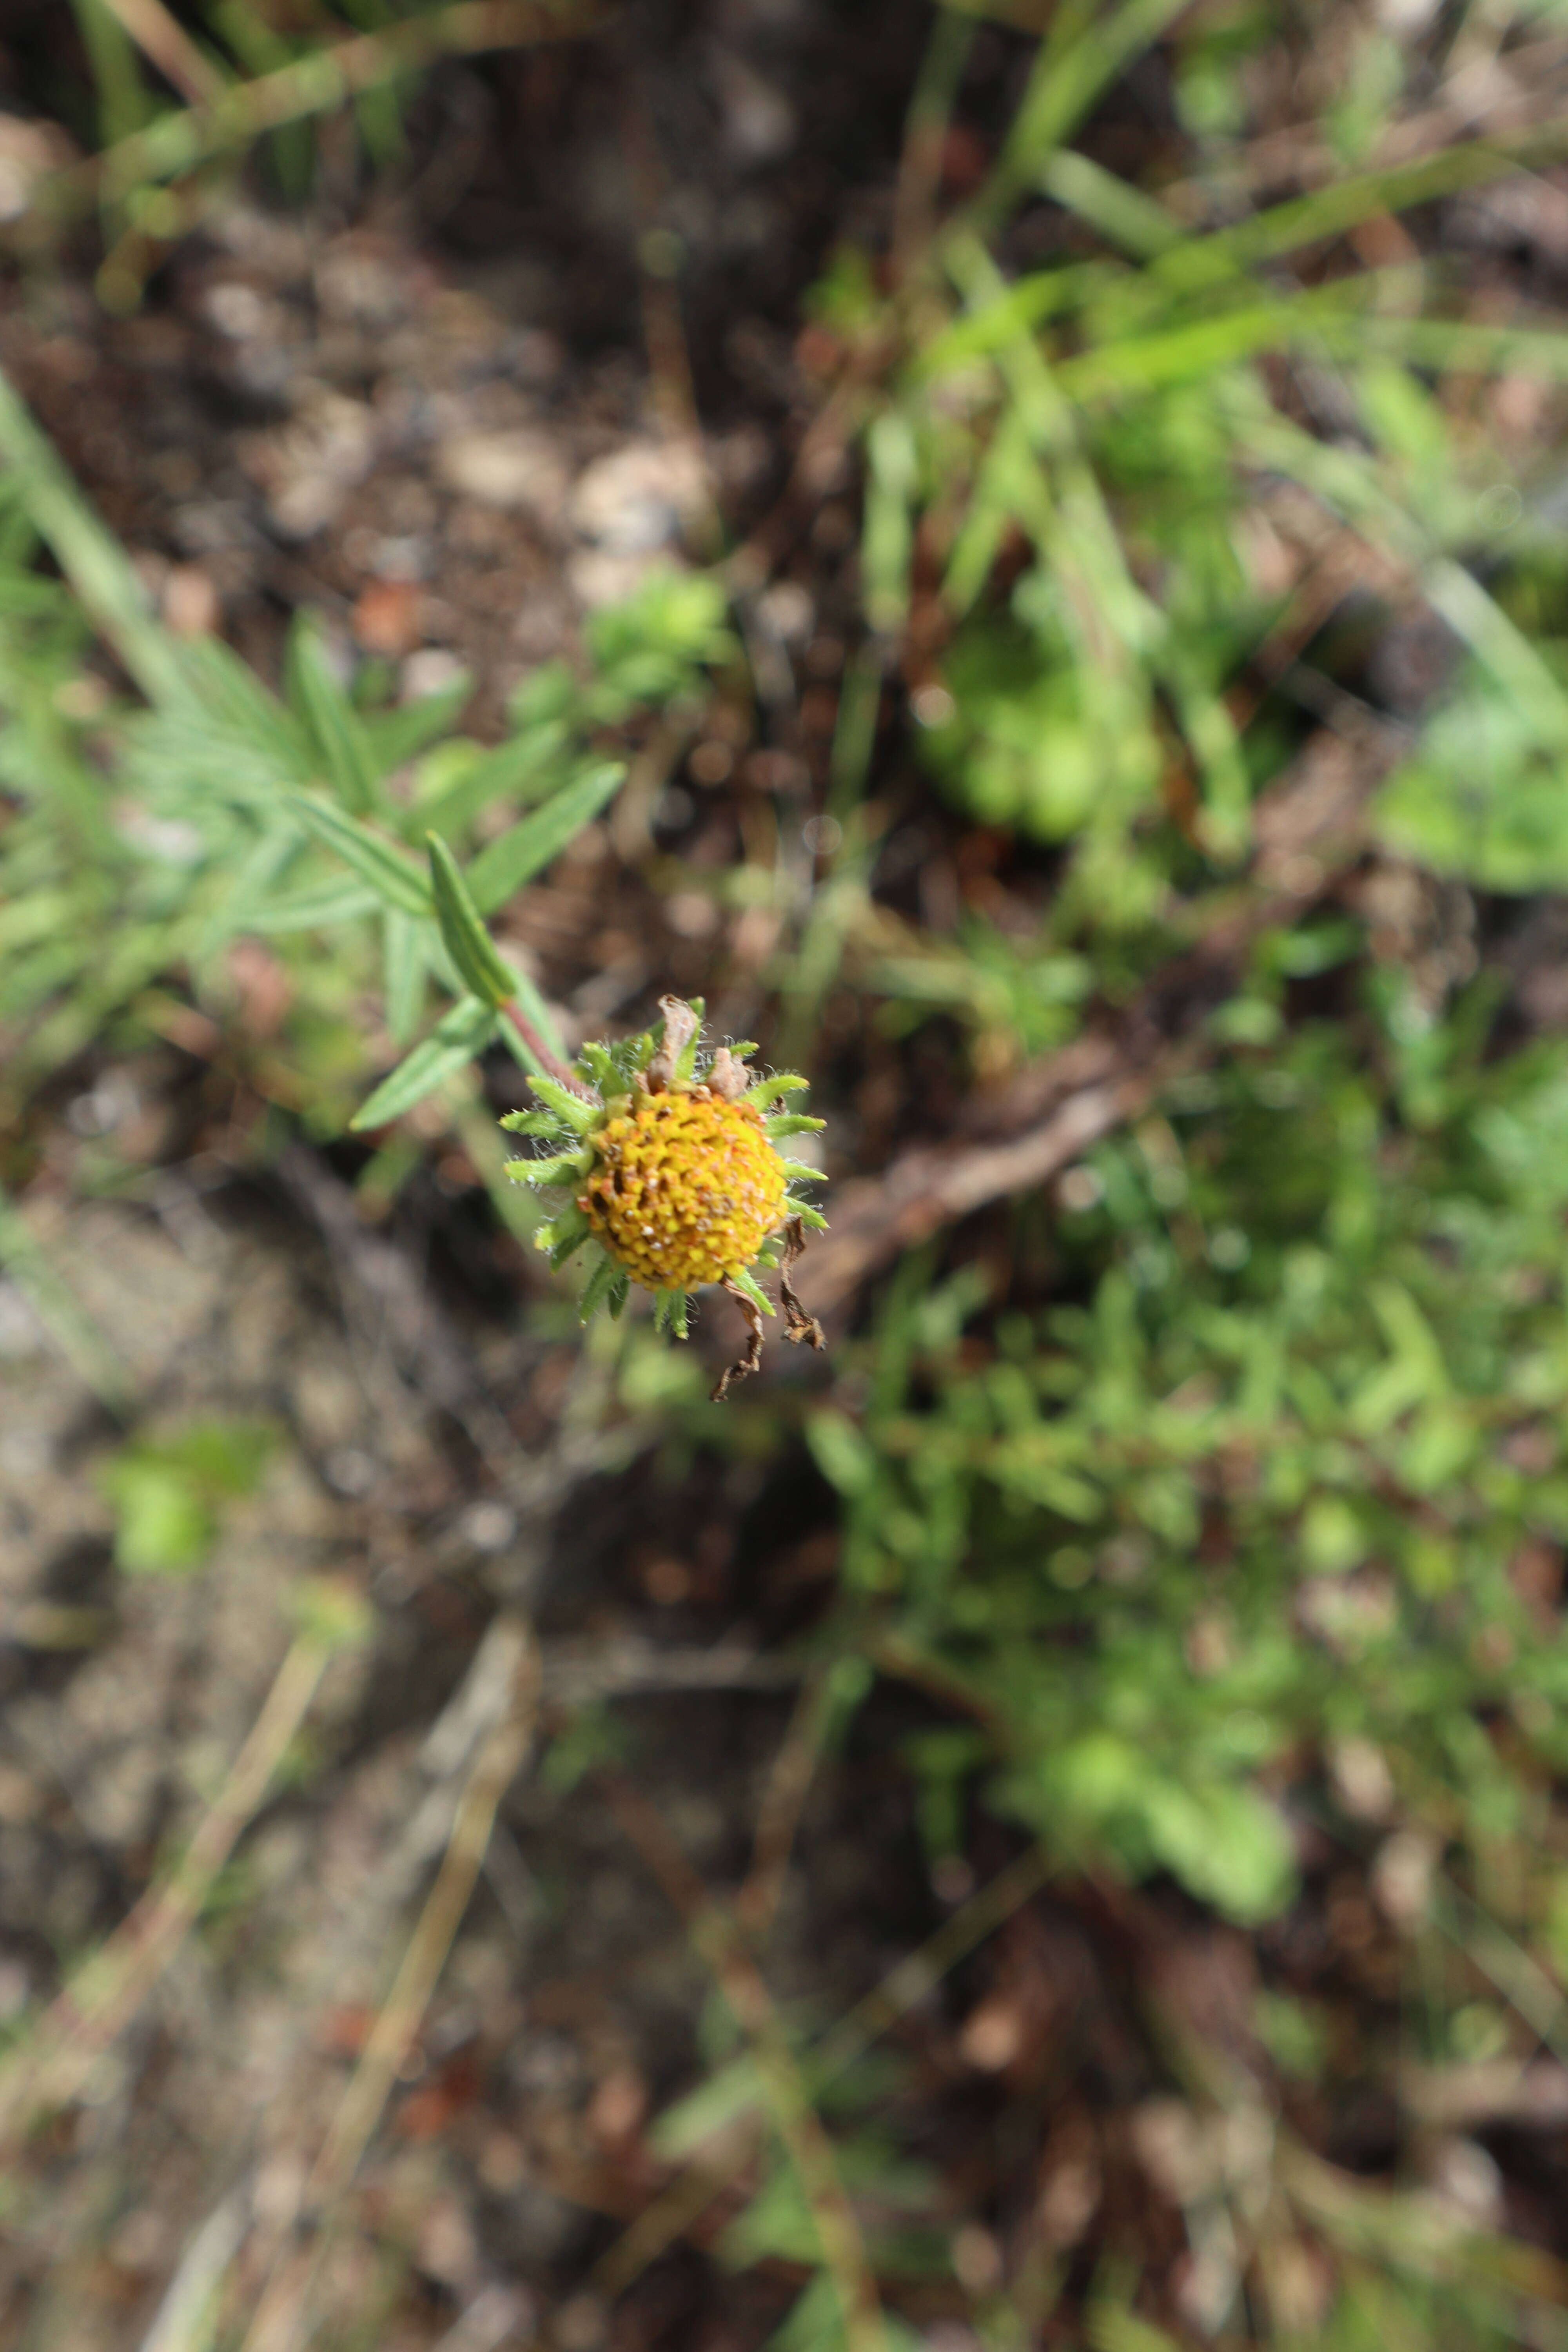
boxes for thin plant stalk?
[0,1630,331,2141]
[238,1625,540,2352]
[94,0,226,106]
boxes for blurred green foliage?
[97,1416,276,1573]
[801,1000,1568,1920]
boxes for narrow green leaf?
[0,363,190,710]
[383,908,425,1046]
[426,833,519,1010]
[348,995,499,1130]
[863,412,919,637]
[503,1149,588,1187]
[247,875,381,935]
[1039,149,1183,260]
[976,0,1193,223]
[763,1114,826,1139]
[420,720,573,839]
[280,788,432,916]
[285,613,381,813]
[466,762,625,914]
[494,966,571,1079]
[363,673,474,773]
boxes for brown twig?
[0,1629,330,2141]
[737,1665,837,1940]
[240,1621,541,2352]
[94,0,226,107]
[603,1773,889,2352]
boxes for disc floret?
[502,997,826,1397]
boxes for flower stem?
[501,998,588,1093]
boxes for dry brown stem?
[736,1665,836,1939]
[0,1628,330,2142]
[95,0,225,107]
[714,1273,767,1401]
[240,1619,541,2352]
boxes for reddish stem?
[502,998,588,1093]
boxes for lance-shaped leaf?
[364,672,474,775]
[349,995,499,1131]
[419,719,572,840]
[286,613,381,814]
[466,761,625,914]
[247,875,381,935]
[382,908,426,1046]
[426,833,519,1011]
[280,788,432,916]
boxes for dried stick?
[0,1629,330,2140]
[603,1773,889,2352]
[240,1623,541,2352]
[94,0,226,106]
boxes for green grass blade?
[973,0,1193,225]
[0,364,191,708]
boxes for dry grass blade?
[239,1620,541,2352]
[604,1772,889,2352]
[736,1665,837,1940]
[94,0,226,106]
[0,1629,330,2141]
[810,1841,1054,2085]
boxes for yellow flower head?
[501,997,826,1397]
[581,1085,787,1292]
